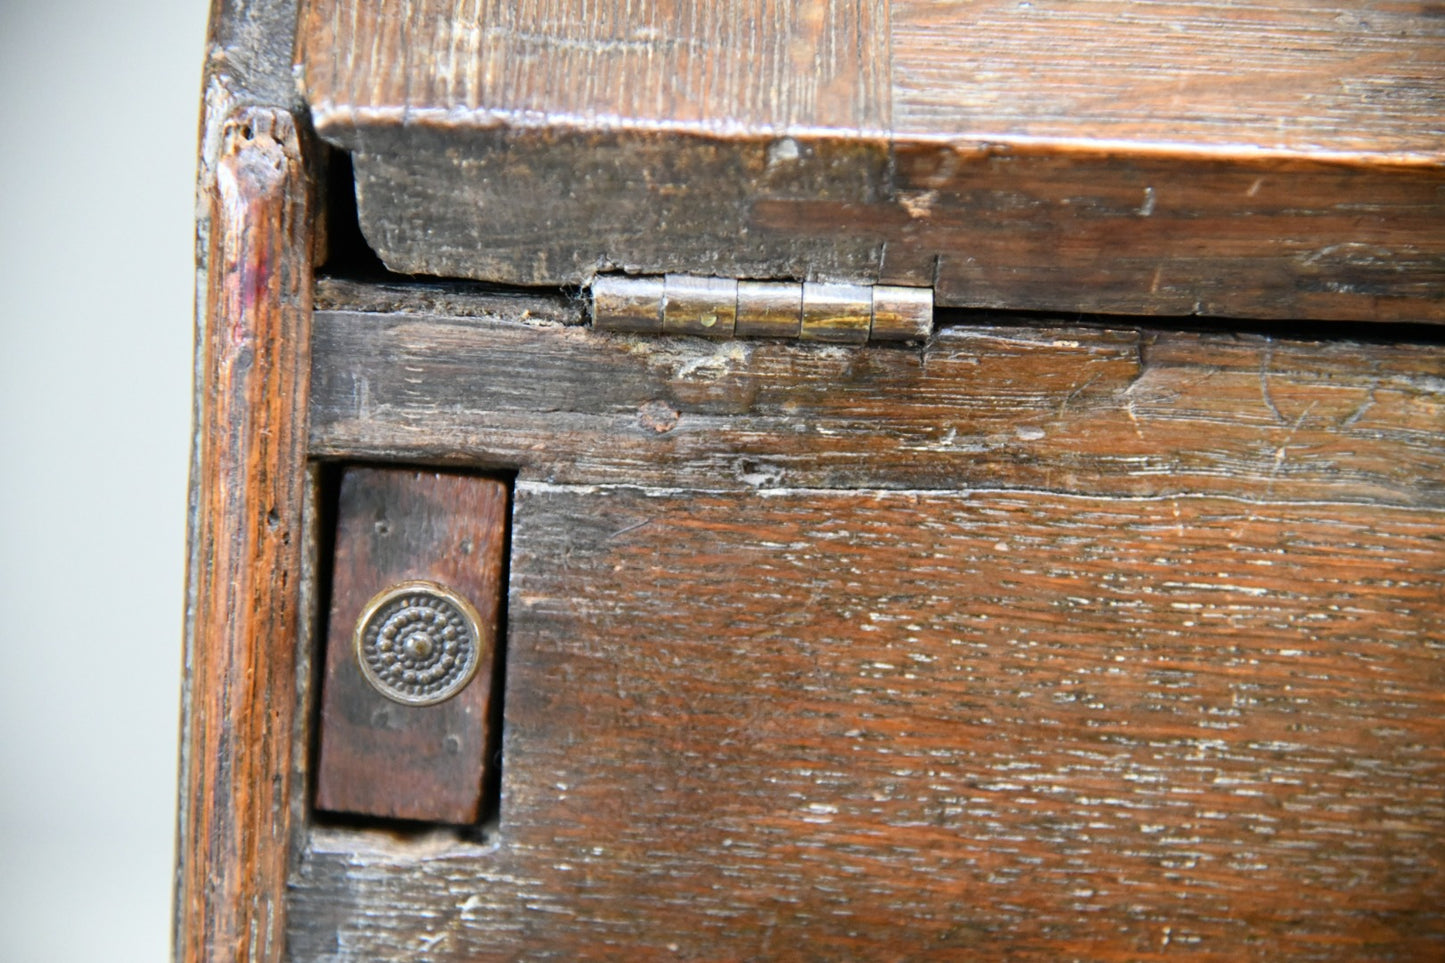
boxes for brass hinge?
[591,275,932,344]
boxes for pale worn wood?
[296,0,1445,321]
[177,105,312,963]
[312,276,582,324]
[891,0,1445,154]
[287,483,1445,960]
[301,0,890,134]
[314,467,508,824]
[308,298,1445,506]
[301,0,1440,153]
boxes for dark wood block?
[289,290,1445,958]
[314,467,508,824]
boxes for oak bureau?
[178,1,1445,959]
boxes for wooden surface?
[308,284,1445,505]
[289,483,1445,959]
[315,468,508,824]
[177,105,312,963]
[297,0,1445,321]
[301,0,888,133]
[890,0,1444,151]
[301,0,1438,152]
[290,288,1445,958]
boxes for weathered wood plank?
[344,127,896,290]
[851,145,1445,319]
[301,0,890,134]
[314,468,508,824]
[308,304,1445,506]
[178,106,312,963]
[296,0,1445,321]
[891,0,1445,154]
[287,483,1445,960]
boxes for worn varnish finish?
[314,468,508,824]
[297,0,1445,321]
[188,1,1445,955]
[288,484,1445,959]
[291,292,1445,957]
[178,107,312,963]
[308,302,1445,506]
[300,0,890,132]
[889,0,1444,151]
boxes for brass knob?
[353,580,483,706]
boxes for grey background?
[1,0,209,958]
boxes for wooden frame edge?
[176,103,314,963]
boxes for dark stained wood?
[288,483,1445,960]
[314,468,508,824]
[308,302,1445,507]
[821,145,1445,321]
[177,105,313,963]
[187,4,1445,958]
[339,128,895,294]
[289,291,1445,956]
[296,0,1445,322]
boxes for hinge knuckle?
[664,274,737,337]
[591,275,665,333]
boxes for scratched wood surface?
[301,0,889,133]
[296,0,1445,321]
[292,290,1445,959]
[177,106,312,963]
[890,0,1445,152]
[308,288,1445,506]
[314,468,508,824]
[289,483,1445,959]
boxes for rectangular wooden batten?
[297,0,1445,322]
[313,467,508,824]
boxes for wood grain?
[287,482,1445,960]
[293,293,1445,956]
[177,105,312,963]
[314,468,508,824]
[301,0,890,135]
[296,0,1445,321]
[892,0,1445,155]
[308,302,1445,506]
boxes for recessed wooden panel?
[292,291,1445,958]
[313,467,508,824]
[289,483,1445,959]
